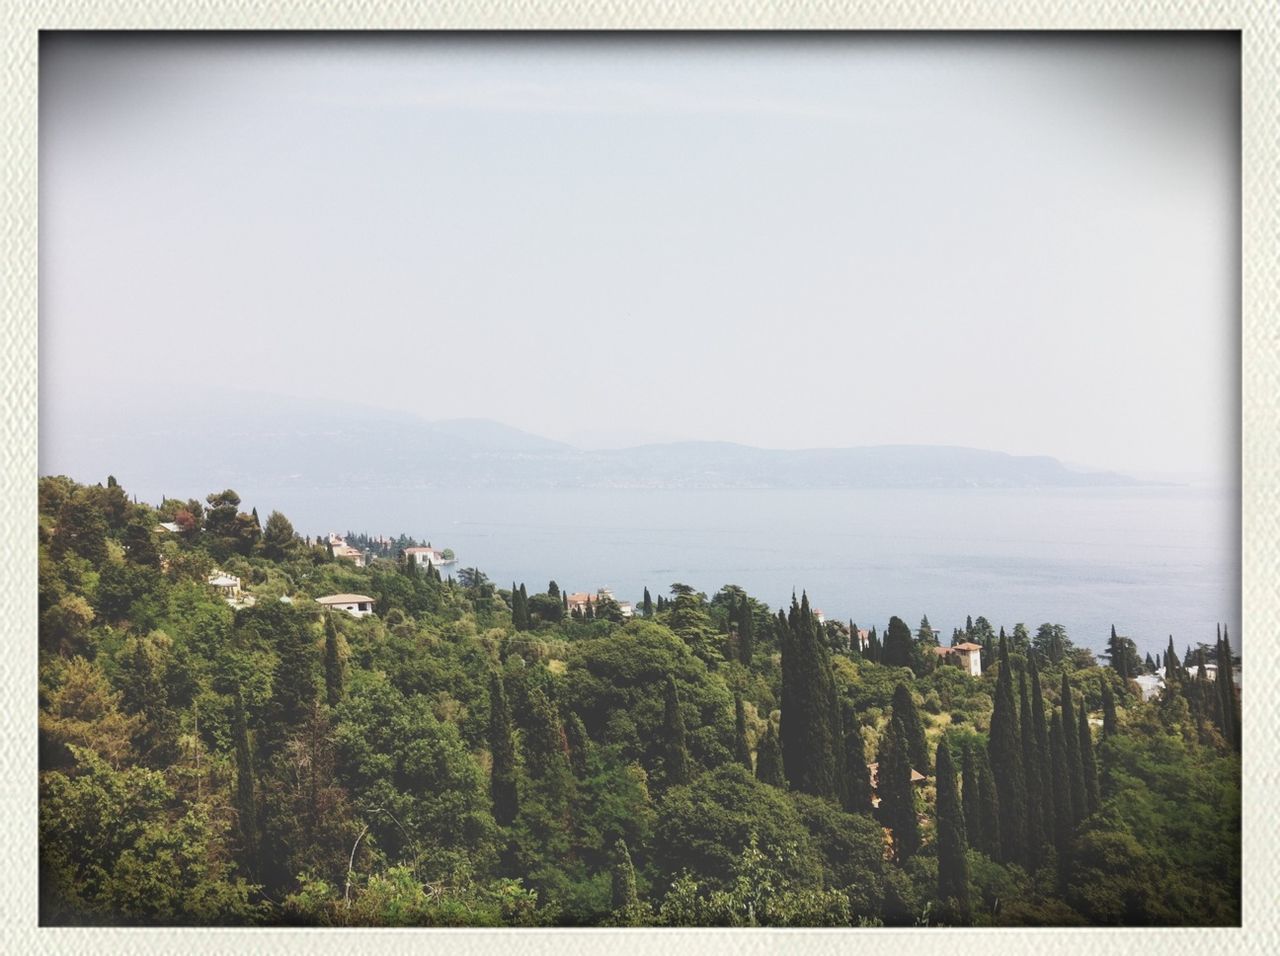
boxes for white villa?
[404,546,453,570]
[317,593,376,618]
[567,587,634,618]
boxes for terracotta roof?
[317,593,374,605]
[954,642,983,651]
[867,762,928,787]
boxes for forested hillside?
[38,475,1240,926]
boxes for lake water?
[260,483,1240,660]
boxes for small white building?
[317,593,376,618]
[207,571,243,601]
[1134,673,1164,701]
[567,587,633,618]
[403,546,451,569]
[155,521,182,534]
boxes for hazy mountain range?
[40,388,1145,496]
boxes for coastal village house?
[566,587,634,618]
[403,545,452,570]
[317,593,376,618]
[933,641,984,677]
[326,533,366,568]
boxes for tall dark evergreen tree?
[977,755,1001,861]
[877,715,919,862]
[755,722,785,788]
[1165,635,1180,682]
[1049,712,1073,888]
[891,683,929,773]
[1060,675,1086,825]
[564,710,590,778]
[962,743,983,855]
[642,587,652,618]
[231,690,259,880]
[1029,654,1054,851]
[488,672,519,826]
[1217,627,1240,751]
[611,838,639,911]
[733,694,753,771]
[779,593,842,800]
[322,612,345,708]
[935,738,970,920]
[661,675,691,788]
[842,712,873,814]
[1077,702,1100,816]
[737,595,755,666]
[882,615,914,669]
[1101,679,1118,738]
[987,635,1027,864]
[1019,670,1043,862]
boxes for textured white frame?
[3,3,1274,954]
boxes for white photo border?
[3,3,1274,954]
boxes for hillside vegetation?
[37,475,1239,926]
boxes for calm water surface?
[258,484,1239,660]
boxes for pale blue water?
[255,484,1239,660]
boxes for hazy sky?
[40,33,1239,478]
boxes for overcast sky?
[40,33,1239,478]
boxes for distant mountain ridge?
[40,387,1143,495]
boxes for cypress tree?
[755,722,785,787]
[488,672,519,826]
[1078,702,1100,816]
[779,593,842,800]
[1049,712,1073,888]
[565,710,590,778]
[962,743,983,855]
[1217,627,1240,751]
[522,685,574,802]
[232,690,259,879]
[935,738,970,920]
[733,694,753,771]
[323,612,345,708]
[1165,635,1180,682]
[738,595,755,666]
[849,620,862,660]
[1101,679,1118,738]
[642,586,652,618]
[1019,670,1043,862]
[877,715,919,862]
[548,580,560,599]
[977,755,1001,860]
[891,683,929,773]
[1060,675,1086,825]
[882,615,914,669]
[987,635,1026,864]
[611,838,639,911]
[842,713,873,814]
[1029,653,1054,851]
[661,675,691,788]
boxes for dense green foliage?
[37,475,1241,926]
